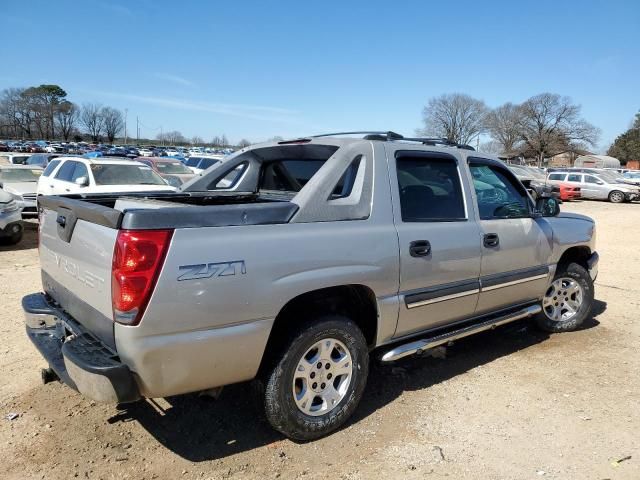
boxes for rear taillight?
[111,229,173,325]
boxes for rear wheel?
[608,190,625,203]
[263,315,369,441]
[536,262,593,332]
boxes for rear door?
[390,148,482,337]
[468,159,552,314]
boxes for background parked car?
[185,155,223,174]
[135,156,196,186]
[0,188,23,244]
[0,165,42,217]
[622,171,640,186]
[37,157,176,196]
[26,153,65,169]
[0,153,32,165]
[547,171,638,203]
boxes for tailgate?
[38,197,122,349]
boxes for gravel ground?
[0,201,638,480]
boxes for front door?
[468,159,553,314]
[390,148,482,338]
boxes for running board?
[380,304,542,362]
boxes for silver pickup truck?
[24,132,598,440]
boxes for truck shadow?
[110,300,605,462]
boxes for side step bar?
[381,304,541,362]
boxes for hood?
[558,212,594,223]
[2,181,38,195]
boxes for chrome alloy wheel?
[543,277,584,322]
[292,338,353,416]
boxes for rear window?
[548,173,566,181]
[186,157,202,167]
[199,158,219,170]
[90,164,167,186]
[261,160,325,192]
[155,162,192,174]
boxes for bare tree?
[237,139,252,148]
[156,130,185,144]
[211,135,222,147]
[485,102,523,156]
[478,140,503,155]
[221,134,229,147]
[80,103,104,142]
[190,135,203,145]
[55,101,78,141]
[0,88,32,138]
[518,93,600,167]
[418,93,488,145]
[101,107,124,143]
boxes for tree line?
[0,85,126,143]
[419,93,604,166]
[0,84,252,147]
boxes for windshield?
[597,171,622,182]
[155,161,192,174]
[624,172,640,179]
[90,164,167,186]
[0,168,43,182]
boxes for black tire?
[0,230,22,245]
[535,262,594,332]
[263,315,369,441]
[608,190,625,203]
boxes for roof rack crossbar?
[295,131,475,150]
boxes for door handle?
[409,240,431,257]
[483,233,500,248]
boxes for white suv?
[37,157,176,196]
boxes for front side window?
[469,163,529,220]
[397,156,466,222]
[584,175,601,184]
[71,162,89,182]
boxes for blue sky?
[2,0,638,149]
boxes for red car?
[558,183,581,201]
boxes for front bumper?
[587,252,599,281]
[23,293,140,403]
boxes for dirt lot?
[1,201,638,480]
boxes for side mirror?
[74,176,89,187]
[536,196,560,217]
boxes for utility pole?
[160,126,164,146]
[124,109,128,145]
[136,116,139,143]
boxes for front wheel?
[263,315,369,441]
[535,262,594,332]
[608,190,625,203]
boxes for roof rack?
[309,131,474,150]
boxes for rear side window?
[567,174,582,182]
[199,158,219,169]
[397,156,466,222]
[585,175,600,184]
[55,161,77,181]
[548,173,566,181]
[42,159,61,177]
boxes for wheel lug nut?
[312,382,318,389]
[325,363,331,369]
[317,362,322,369]
[321,383,326,389]
[310,372,315,379]
[327,373,332,380]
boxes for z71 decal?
[177,260,246,281]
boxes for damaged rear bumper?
[23,293,140,403]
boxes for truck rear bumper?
[23,293,140,403]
